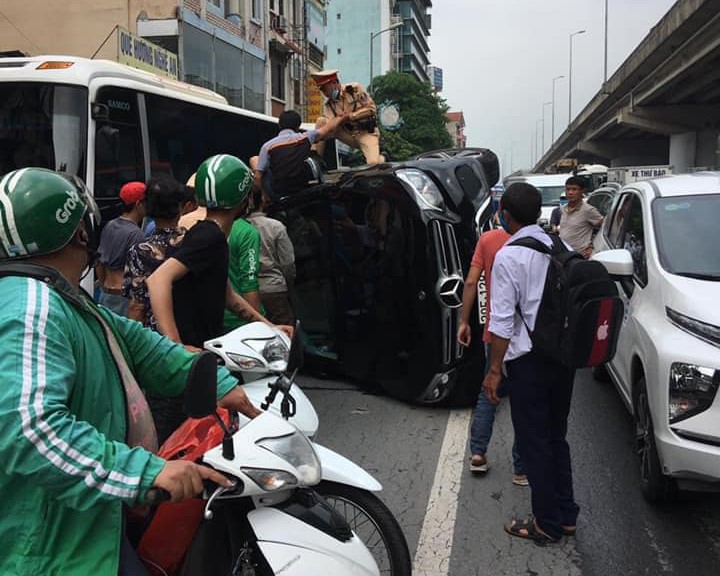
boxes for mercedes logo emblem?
[436,275,463,308]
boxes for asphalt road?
[298,368,720,576]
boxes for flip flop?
[504,516,560,546]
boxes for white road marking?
[412,408,472,576]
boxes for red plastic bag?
[138,410,230,576]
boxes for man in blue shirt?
[249,110,345,200]
[483,182,579,545]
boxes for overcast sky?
[429,0,677,177]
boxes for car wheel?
[592,364,611,382]
[634,376,676,503]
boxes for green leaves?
[372,71,453,161]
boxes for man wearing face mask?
[0,168,259,575]
[311,69,385,165]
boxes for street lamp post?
[369,21,404,93]
[551,75,564,144]
[568,29,586,125]
[604,0,609,82]
[536,118,543,164]
[542,101,552,154]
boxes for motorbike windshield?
[0,82,87,178]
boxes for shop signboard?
[117,26,178,79]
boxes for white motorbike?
[141,327,411,575]
[205,322,319,438]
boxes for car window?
[620,195,647,285]
[607,193,633,248]
[652,194,720,278]
[587,191,612,215]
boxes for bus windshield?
[0,83,87,178]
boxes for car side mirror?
[591,249,634,278]
[183,351,218,419]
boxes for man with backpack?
[484,182,622,545]
[484,182,580,545]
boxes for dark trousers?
[506,351,579,539]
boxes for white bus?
[0,55,279,219]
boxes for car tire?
[592,364,611,382]
[633,376,676,503]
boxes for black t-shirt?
[172,220,228,347]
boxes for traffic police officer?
[311,69,385,165]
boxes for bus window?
[210,109,277,165]
[145,93,212,184]
[0,83,86,178]
[93,87,145,215]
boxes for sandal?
[504,516,560,546]
[561,525,577,536]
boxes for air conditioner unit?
[273,14,288,32]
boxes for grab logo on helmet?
[55,188,81,224]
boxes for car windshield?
[536,185,565,206]
[0,82,87,178]
[653,194,720,279]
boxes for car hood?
[662,273,720,326]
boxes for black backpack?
[510,235,624,369]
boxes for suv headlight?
[666,307,720,347]
[256,431,321,486]
[396,169,445,212]
[669,363,720,423]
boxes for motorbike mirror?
[286,320,304,373]
[183,351,218,419]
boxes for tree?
[371,71,453,161]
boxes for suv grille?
[430,220,464,365]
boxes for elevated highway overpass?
[536,0,720,173]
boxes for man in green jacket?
[0,168,259,575]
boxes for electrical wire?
[0,8,41,53]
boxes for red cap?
[119,181,146,205]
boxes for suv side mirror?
[591,249,634,278]
[183,351,218,419]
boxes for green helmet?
[195,154,253,209]
[0,168,100,260]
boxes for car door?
[606,192,649,405]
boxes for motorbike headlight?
[396,168,445,212]
[257,431,321,486]
[669,362,720,423]
[241,468,298,491]
[243,336,290,372]
[226,353,265,370]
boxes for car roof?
[635,171,720,197]
[504,173,568,186]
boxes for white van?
[503,173,569,229]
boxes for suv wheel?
[634,376,676,503]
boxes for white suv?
[592,172,720,502]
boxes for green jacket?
[0,276,237,575]
[225,218,263,329]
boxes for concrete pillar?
[695,130,720,170]
[669,131,697,172]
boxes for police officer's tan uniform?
[311,70,384,165]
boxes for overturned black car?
[269,148,499,405]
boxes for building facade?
[446,111,466,149]
[325,0,403,89]
[395,0,431,83]
[0,0,326,117]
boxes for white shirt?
[488,225,552,361]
